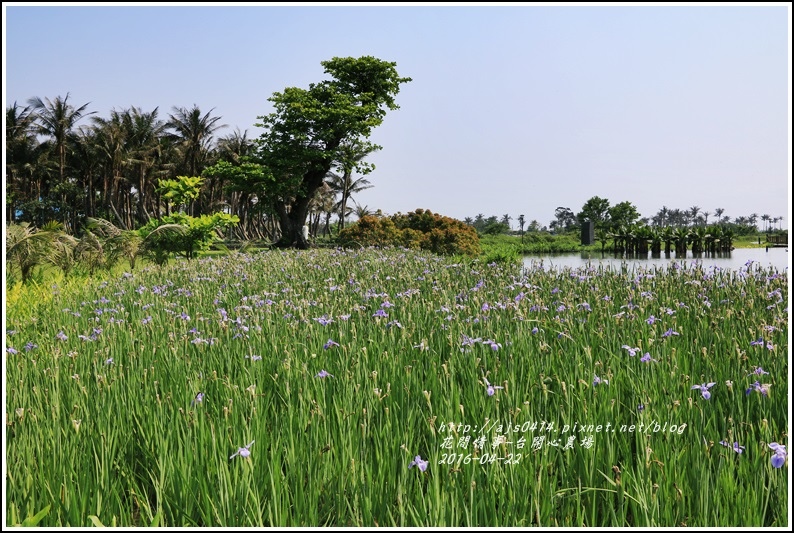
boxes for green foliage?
[139,212,239,264]
[156,175,205,212]
[6,221,77,284]
[577,196,611,230]
[482,221,510,235]
[608,201,641,230]
[253,56,411,247]
[338,209,480,256]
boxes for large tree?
[576,196,611,229]
[254,56,411,248]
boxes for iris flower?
[719,440,745,454]
[745,381,770,396]
[315,370,334,378]
[409,455,428,472]
[483,376,504,396]
[769,443,787,468]
[622,345,639,357]
[593,375,609,386]
[192,392,204,406]
[230,440,255,460]
[324,339,340,350]
[691,382,716,400]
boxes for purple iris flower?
[719,441,745,454]
[646,315,658,325]
[483,376,504,396]
[745,381,769,396]
[315,370,334,378]
[56,331,68,341]
[7,347,18,355]
[691,382,716,400]
[323,339,340,350]
[230,440,255,460]
[409,455,429,472]
[637,404,645,412]
[748,367,770,376]
[640,353,656,363]
[484,339,502,351]
[622,345,639,357]
[314,316,333,326]
[662,328,680,338]
[750,337,764,347]
[192,392,204,406]
[769,443,787,468]
[593,375,609,386]
[24,342,38,351]
[373,309,388,318]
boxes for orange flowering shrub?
[338,209,480,256]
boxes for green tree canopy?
[577,196,611,229]
[254,56,411,249]
[608,200,641,230]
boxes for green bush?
[140,212,239,264]
[338,209,480,256]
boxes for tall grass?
[5,247,788,526]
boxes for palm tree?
[123,107,167,225]
[748,213,759,231]
[714,207,725,224]
[327,140,378,231]
[27,94,95,230]
[688,206,701,227]
[500,214,512,230]
[761,214,770,232]
[166,104,226,183]
[216,128,254,164]
[353,202,373,220]
[702,211,711,226]
[6,102,40,223]
[27,94,94,193]
[91,109,134,228]
[656,206,669,227]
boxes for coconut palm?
[122,107,167,225]
[353,202,373,220]
[166,105,226,181]
[761,214,770,232]
[327,140,378,231]
[27,94,95,196]
[6,102,40,220]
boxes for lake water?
[523,247,790,273]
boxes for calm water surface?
[523,247,790,273]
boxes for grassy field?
[4,247,789,526]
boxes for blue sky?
[4,3,791,229]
